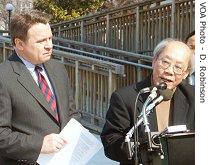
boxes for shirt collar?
[17,55,43,71]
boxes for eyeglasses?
[158,58,185,75]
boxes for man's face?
[186,35,195,54]
[186,35,195,73]
[152,42,191,89]
[18,23,53,65]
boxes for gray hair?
[153,38,193,73]
[153,38,179,59]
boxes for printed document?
[37,118,102,165]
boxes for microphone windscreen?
[158,82,167,90]
[158,88,174,101]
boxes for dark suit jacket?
[0,52,76,165]
[100,76,195,165]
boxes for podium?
[159,132,195,165]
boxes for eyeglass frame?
[157,57,189,75]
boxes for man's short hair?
[153,38,179,59]
[185,30,195,43]
[10,10,51,45]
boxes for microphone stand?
[128,95,165,138]
[125,87,173,163]
[132,82,167,164]
[142,88,157,151]
[125,88,159,161]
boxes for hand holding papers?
[37,118,102,165]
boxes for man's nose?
[164,65,174,75]
[45,40,53,49]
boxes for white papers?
[37,118,103,165]
[162,125,187,134]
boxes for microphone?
[139,82,167,94]
[142,87,159,151]
[159,88,174,100]
[146,88,174,110]
[128,89,174,135]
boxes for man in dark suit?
[101,38,195,164]
[0,10,76,164]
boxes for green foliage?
[33,0,105,23]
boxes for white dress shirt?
[18,56,55,94]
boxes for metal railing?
[0,36,12,62]
[51,0,194,54]
[53,36,153,86]
[53,49,125,131]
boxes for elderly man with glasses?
[100,38,194,165]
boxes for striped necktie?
[35,66,59,122]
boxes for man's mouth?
[44,52,52,55]
[160,77,173,83]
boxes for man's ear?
[152,56,158,68]
[14,38,25,51]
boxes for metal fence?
[0,37,12,62]
[53,37,153,86]
[51,0,195,54]
[54,50,125,131]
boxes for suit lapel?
[10,53,60,125]
[170,87,189,126]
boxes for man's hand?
[40,133,67,154]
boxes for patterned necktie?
[35,66,59,122]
